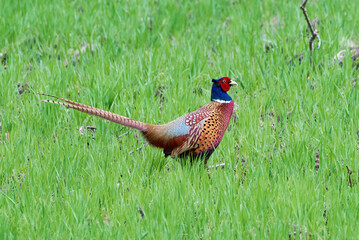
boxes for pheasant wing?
[171,105,214,157]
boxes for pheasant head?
[211,77,237,102]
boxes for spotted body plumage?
[193,101,234,157]
[42,77,237,164]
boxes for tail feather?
[41,97,147,132]
[39,93,98,109]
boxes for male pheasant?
[42,77,237,164]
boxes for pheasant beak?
[229,80,238,86]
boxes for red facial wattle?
[219,77,232,92]
[219,82,231,92]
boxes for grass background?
[1,0,359,238]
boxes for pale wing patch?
[165,119,190,138]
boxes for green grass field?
[1,0,359,238]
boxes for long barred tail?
[40,94,147,132]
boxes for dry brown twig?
[207,163,226,169]
[129,142,148,154]
[346,166,354,188]
[300,0,321,51]
[315,150,320,172]
[78,126,96,136]
[117,129,133,139]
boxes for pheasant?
[42,77,237,164]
